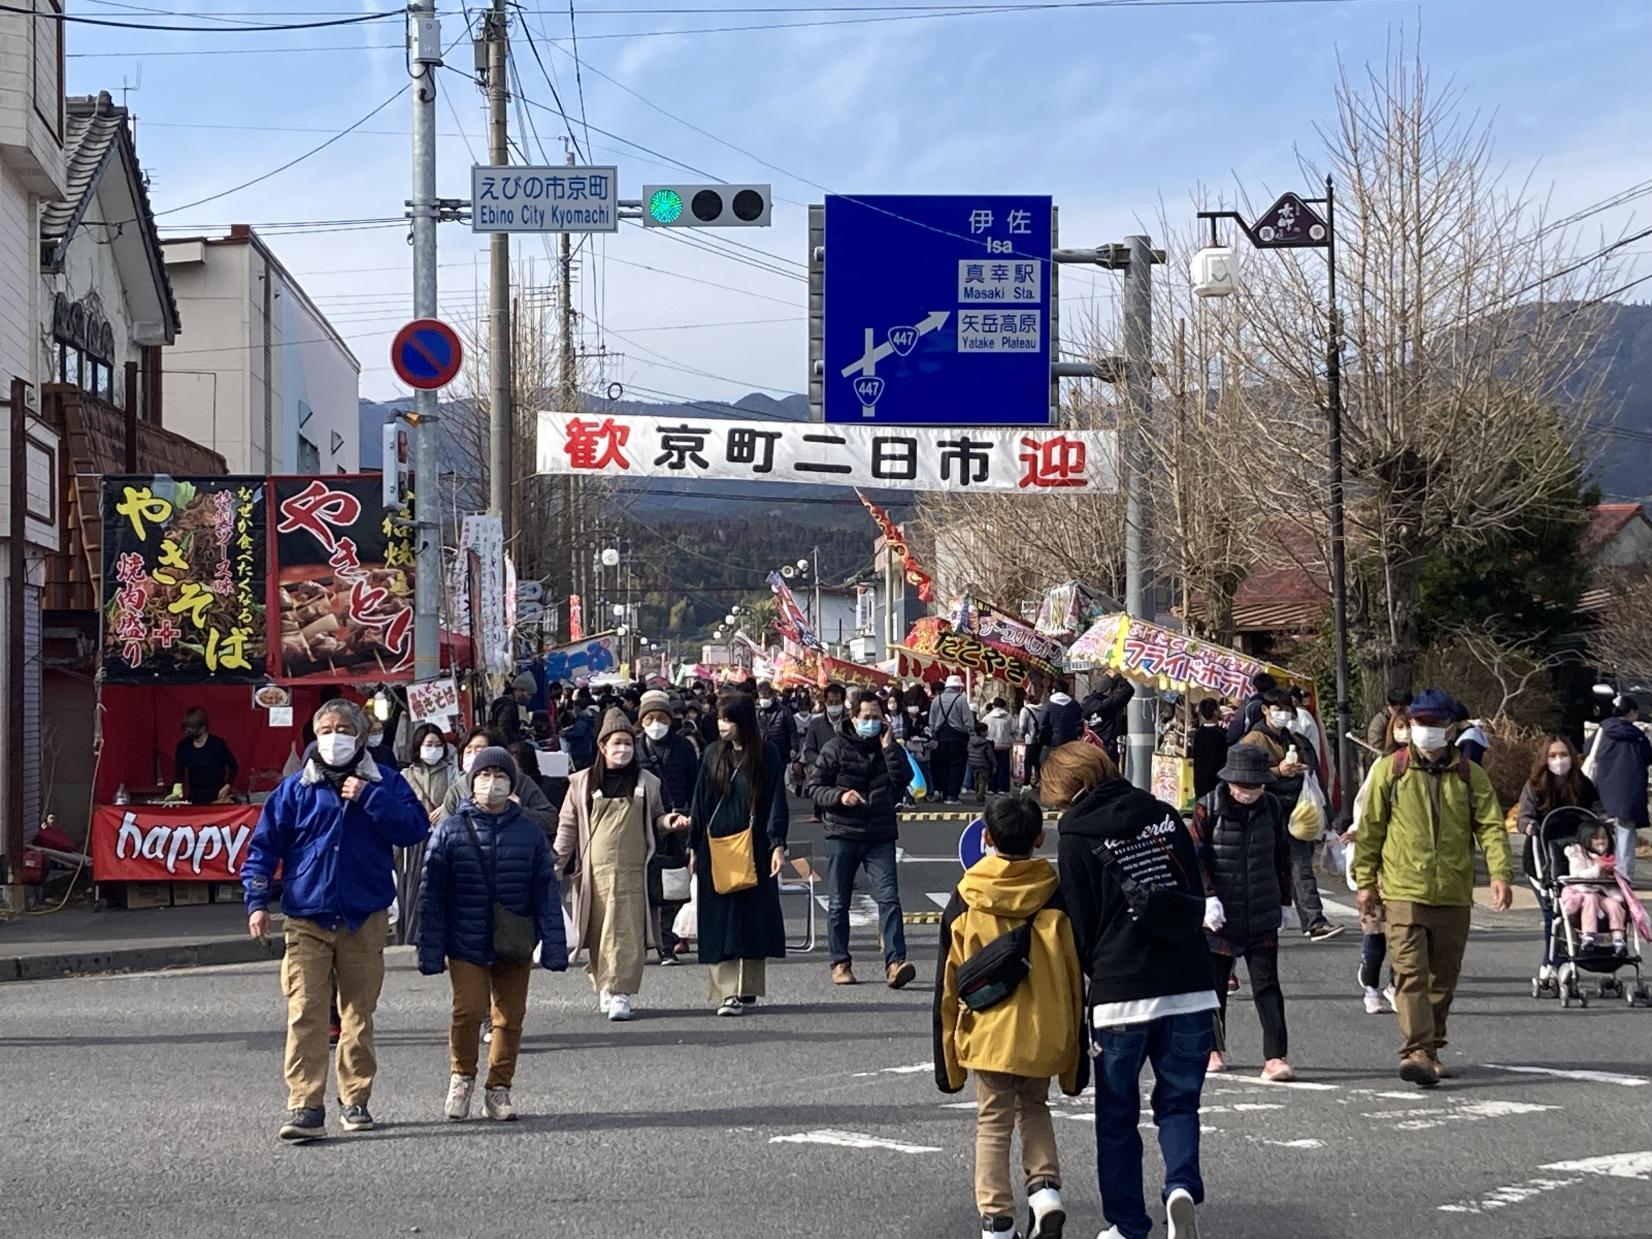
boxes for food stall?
[92,473,436,905]
[1067,613,1317,812]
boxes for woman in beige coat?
[555,709,689,1021]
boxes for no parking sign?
[391,318,463,391]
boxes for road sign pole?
[1122,234,1155,792]
[486,0,512,541]
[410,0,442,684]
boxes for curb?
[1,935,286,984]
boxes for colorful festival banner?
[91,803,262,882]
[903,617,1035,688]
[960,597,1067,678]
[541,633,619,685]
[101,476,268,683]
[538,411,1118,494]
[767,571,824,652]
[271,475,416,682]
[819,656,893,692]
[856,490,935,603]
[1068,613,1299,702]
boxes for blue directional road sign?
[823,194,1052,425]
[958,817,993,870]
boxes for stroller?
[1528,806,1649,1008]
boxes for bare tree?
[1593,563,1652,676]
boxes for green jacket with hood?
[1352,744,1511,906]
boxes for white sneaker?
[444,1073,474,1121]
[1363,987,1384,1015]
[1094,1229,1127,1239]
[1538,963,1557,984]
[598,989,613,1015]
[1382,984,1398,1011]
[1166,1188,1199,1239]
[716,997,743,1017]
[608,993,633,1022]
[483,1086,517,1122]
[1027,1183,1065,1239]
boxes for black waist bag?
[955,920,1036,1012]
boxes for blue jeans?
[1617,824,1640,882]
[1094,1010,1213,1239]
[824,837,906,968]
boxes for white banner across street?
[535,411,1116,494]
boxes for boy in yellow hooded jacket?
[935,796,1087,1239]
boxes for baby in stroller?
[1563,820,1632,954]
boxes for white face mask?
[1548,755,1572,777]
[907,705,920,715]
[316,732,358,767]
[717,721,738,741]
[367,731,384,747]
[1392,725,1410,746]
[472,771,511,809]
[606,743,635,767]
[1410,724,1448,752]
[1227,784,1265,806]
[1267,709,1294,729]
[826,704,844,719]
[461,750,479,774]
[420,742,445,766]
[643,721,671,741]
[758,697,774,707]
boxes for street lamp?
[600,547,620,568]
[1197,183,1352,824]
[612,603,625,619]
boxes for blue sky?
[65,0,1652,404]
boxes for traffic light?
[642,184,771,228]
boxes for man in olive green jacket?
[1353,688,1512,1089]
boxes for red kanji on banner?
[276,480,362,551]
[1017,435,1088,489]
[563,417,631,471]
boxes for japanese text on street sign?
[101,476,268,683]
[536,412,1115,494]
[821,194,1054,425]
[471,165,619,233]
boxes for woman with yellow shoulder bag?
[689,691,791,1016]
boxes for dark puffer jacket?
[806,726,913,844]
[417,802,567,973]
[1189,788,1291,944]
[1592,717,1652,827]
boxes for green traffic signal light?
[647,188,684,225]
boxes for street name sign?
[471,164,619,233]
[820,194,1054,426]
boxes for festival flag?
[766,570,824,652]
[855,491,935,603]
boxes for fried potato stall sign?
[272,476,416,682]
[92,804,260,882]
[100,476,268,683]
[536,412,1117,493]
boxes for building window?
[33,0,64,141]
[297,434,320,474]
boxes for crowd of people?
[235,671,1650,1239]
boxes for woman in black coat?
[689,692,790,1016]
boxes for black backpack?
[954,890,1059,1012]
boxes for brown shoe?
[1429,1052,1453,1079]
[831,962,857,985]
[1399,1051,1439,1088]
[886,960,917,989]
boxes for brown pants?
[973,1071,1061,1218]
[1386,900,1472,1059]
[449,959,533,1089]
[281,909,389,1110]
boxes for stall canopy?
[1067,613,1310,702]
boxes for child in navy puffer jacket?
[419,747,566,1123]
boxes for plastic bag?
[904,746,930,801]
[1288,770,1328,841]
[672,881,699,942]
[561,886,582,956]
[1319,832,1347,877]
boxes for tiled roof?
[1582,502,1647,556]
[39,92,180,335]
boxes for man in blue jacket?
[243,698,429,1143]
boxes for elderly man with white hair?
[242,697,429,1142]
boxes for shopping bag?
[904,746,930,801]
[561,886,581,956]
[1319,832,1347,877]
[672,882,699,941]
[1288,769,1328,841]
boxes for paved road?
[4,806,1651,1239]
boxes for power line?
[510,14,588,159]
[0,3,402,31]
[68,42,404,56]
[565,0,593,157]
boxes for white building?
[161,227,361,475]
[0,2,67,887]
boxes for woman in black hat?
[1187,743,1296,1082]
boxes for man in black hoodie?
[1081,672,1136,763]
[1039,678,1084,749]
[1045,741,1216,1239]
[807,691,918,990]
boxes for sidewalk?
[0,900,284,983]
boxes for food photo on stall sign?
[271,476,417,682]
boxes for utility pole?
[1121,234,1156,791]
[1323,176,1355,824]
[558,146,579,640]
[409,1,441,684]
[812,544,822,648]
[485,0,512,539]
